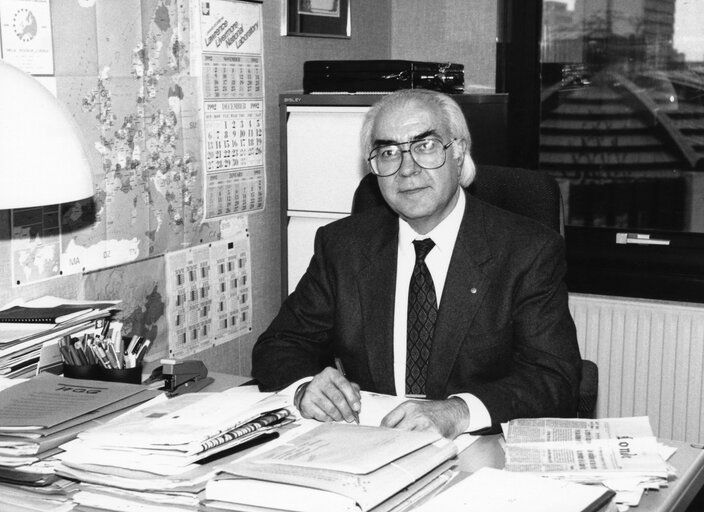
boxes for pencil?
[334,357,360,424]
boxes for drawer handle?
[615,233,671,246]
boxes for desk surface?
[208,372,251,391]
[209,374,704,512]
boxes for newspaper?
[502,417,670,483]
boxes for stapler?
[161,358,214,397]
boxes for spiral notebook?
[0,303,116,324]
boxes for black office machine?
[161,359,214,396]
[303,60,464,94]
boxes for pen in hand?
[334,357,360,425]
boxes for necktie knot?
[413,238,435,263]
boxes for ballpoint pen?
[334,357,360,424]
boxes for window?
[499,0,704,302]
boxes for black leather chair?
[351,164,599,419]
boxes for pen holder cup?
[63,364,143,384]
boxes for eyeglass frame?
[367,137,456,177]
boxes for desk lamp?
[0,60,93,209]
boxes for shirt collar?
[398,189,465,254]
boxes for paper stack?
[0,296,122,377]
[502,416,673,508]
[56,386,296,511]
[0,373,158,511]
[203,422,459,512]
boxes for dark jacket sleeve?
[251,225,337,391]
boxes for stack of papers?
[502,416,673,508]
[59,386,464,512]
[56,386,296,511]
[0,476,79,512]
[0,296,121,377]
[203,422,459,512]
[0,373,157,511]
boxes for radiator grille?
[569,293,704,443]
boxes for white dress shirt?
[392,190,491,432]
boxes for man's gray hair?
[359,89,476,187]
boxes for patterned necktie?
[406,238,437,396]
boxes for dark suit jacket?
[252,190,582,432]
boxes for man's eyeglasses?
[367,137,455,177]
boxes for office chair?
[351,164,599,419]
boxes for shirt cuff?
[279,376,314,409]
[451,392,491,433]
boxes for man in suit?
[252,89,581,438]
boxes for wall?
[390,0,497,91]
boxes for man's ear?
[453,139,467,165]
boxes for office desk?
[207,372,252,391]
[455,434,704,512]
[180,374,704,511]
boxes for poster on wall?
[0,0,54,74]
[198,0,266,219]
[165,217,252,359]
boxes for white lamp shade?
[0,60,93,209]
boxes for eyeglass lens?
[369,138,451,176]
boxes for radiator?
[569,293,704,444]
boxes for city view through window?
[540,0,704,234]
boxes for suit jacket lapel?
[357,210,398,395]
[426,194,494,398]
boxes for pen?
[334,357,360,424]
[134,338,152,366]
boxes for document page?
[206,477,359,512]
[413,467,615,512]
[357,391,408,426]
[77,387,287,449]
[251,422,440,474]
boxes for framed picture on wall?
[282,0,350,38]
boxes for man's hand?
[295,367,361,423]
[381,397,469,439]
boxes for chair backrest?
[351,164,562,233]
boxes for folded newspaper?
[501,416,670,484]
